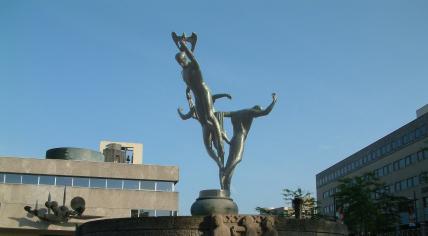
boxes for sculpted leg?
[203,126,223,169]
[222,135,245,191]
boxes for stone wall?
[76,215,348,236]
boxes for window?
[400,180,407,190]
[141,209,155,217]
[131,209,139,218]
[123,180,139,190]
[157,182,173,192]
[407,177,415,188]
[156,210,173,216]
[399,159,405,169]
[383,165,389,176]
[56,176,72,186]
[405,156,412,166]
[395,182,401,192]
[393,161,400,171]
[73,177,89,187]
[39,175,55,185]
[140,181,156,190]
[410,153,417,164]
[0,173,4,183]
[107,179,123,189]
[417,151,424,161]
[90,178,106,188]
[5,173,21,184]
[22,174,38,184]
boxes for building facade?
[316,108,428,225]
[0,144,179,236]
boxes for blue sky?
[1,1,427,215]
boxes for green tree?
[334,173,407,234]
[256,188,319,218]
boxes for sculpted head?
[252,105,262,111]
[175,52,188,67]
[213,214,223,226]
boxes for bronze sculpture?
[173,32,276,192]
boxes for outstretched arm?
[212,93,232,103]
[254,93,277,117]
[177,107,196,120]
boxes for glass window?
[0,173,5,183]
[156,210,172,217]
[157,182,173,192]
[39,175,55,185]
[393,161,400,171]
[73,177,89,187]
[90,178,106,188]
[409,131,415,142]
[140,181,156,190]
[107,179,123,189]
[123,179,139,190]
[403,134,409,144]
[407,177,414,188]
[383,165,389,176]
[424,149,428,160]
[399,159,405,169]
[417,151,424,161]
[56,176,72,186]
[411,153,417,163]
[140,209,155,217]
[395,182,401,192]
[22,174,38,184]
[400,180,407,190]
[130,209,139,218]
[5,173,21,184]
[414,176,420,186]
[405,156,411,166]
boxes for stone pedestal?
[190,189,238,216]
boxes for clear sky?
[1,1,427,215]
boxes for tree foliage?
[334,173,407,234]
[256,188,319,218]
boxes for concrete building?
[0,143,179,236]
[316,106,428,226]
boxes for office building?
[316,106,428,225]
[0,142,179,236]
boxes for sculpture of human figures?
[221,93,277,191]
[212,214,231,236]
[262,217,278,236]
[173,32,231,169]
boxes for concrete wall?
[0,156,179,235]
[0,157,178,181]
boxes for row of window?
[323,173,427,201]
[130,209,177,217]
[374,150,427,178]
[322,150,427,199]
[0,172,175,192]
[318,125,427,187]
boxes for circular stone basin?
[76,216,348,236]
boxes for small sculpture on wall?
[24,187,100,223]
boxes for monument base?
[190,189,238,216]
[76,216,348,236]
